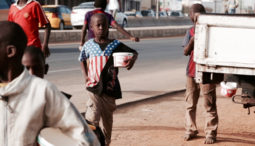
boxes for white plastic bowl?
[113,52,133,67]
[220,82,238,97]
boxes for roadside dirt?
[110,89,255,146]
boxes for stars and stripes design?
[79,39,120,87]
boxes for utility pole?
[156,0,159,19]
[240,0,242,13]
[214,0,217,13]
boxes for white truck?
[194,14,255,113]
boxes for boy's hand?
[125,54,138,70]
[184,37,194,56]
[79,45,83,51]
[130,37,140,42]
[85,76,89,83]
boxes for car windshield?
[43,7,57,13]
[74,2,94,9]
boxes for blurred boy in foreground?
[0,21,99,146]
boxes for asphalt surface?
[45,37,188,111]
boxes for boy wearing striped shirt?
[79,13,138,146]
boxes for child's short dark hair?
[0,21,27,58]
[24,45,45,63]
[91,13,108,25]
[192,3,206,13]
[94,0,107,10]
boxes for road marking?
[48,68,80,74]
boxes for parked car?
[42,5,72,30]
[117,11,128,27]
[105,10,128,27]
[0,0,13,21]
[124,11,143,18]
[71,2,128,29]
[159,11,168,17]
[124,11,136,17]
[135,11,143,17]
[168,11,184,17]
[71,2,94,29]
[140,10,155,17]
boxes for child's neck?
[94,37,110,44]
[18,0,28,6]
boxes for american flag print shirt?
[79,39,120,87]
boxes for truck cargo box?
[194,14,255,83]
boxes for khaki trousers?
[85,92,116,146]
[185,76,218,138]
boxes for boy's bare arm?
[42,23,51,58]
[80,60,89,83]
[80,23,88,47]
[118,0,121,10]
[111,22,139,42]
[184,36,194,56]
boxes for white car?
[71,2,94,29]
[105,10,128,27]
[168,11,184,17]
[71,2,128,29]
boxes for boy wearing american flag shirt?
[78,13,138,146]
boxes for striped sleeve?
[34,1,49,27]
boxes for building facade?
[182,0,255,13]
[122,0,141,11]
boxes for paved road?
[45,37,188,111]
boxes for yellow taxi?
[42,5,72,30]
